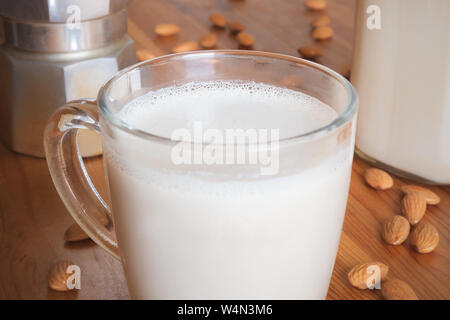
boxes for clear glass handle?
[44,99,120,259]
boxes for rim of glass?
[98,50,358,145]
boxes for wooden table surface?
[0,0,449,300]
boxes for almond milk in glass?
[352,0,450,184]
[44,51,358,299]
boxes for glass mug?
[44,51,358,299]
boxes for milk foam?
[118,81,338,141]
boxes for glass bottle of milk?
[352,0,450,184]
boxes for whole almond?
[64,212,109,242]
[200,33,218,49]
[348,262,389,290]
[311,15,331,27]
[64,223,89,242]
[304,0,327,10]
[409,222,439,253]
[48,261,77,291]
[401,193,427,225]
[382,215,410,245]
[172,41,199,53]
[340,64,351,79]
[364,168,394,190]
[228,21,246,34]
[98,212,109,225]
[401,185,440,205]
[280,75,304,87]
[154,23,180,36]
[237,32,255,47]
[136,49,155,62]
[312,26,334,40]
[210,13,227,28]
[381,279,419,300]
[298,46,323,59]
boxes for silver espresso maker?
[0,0,137,157]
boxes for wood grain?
[0,0,448,300]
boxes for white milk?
[352,0,450,184]
[102,81,353,299]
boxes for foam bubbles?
[117,80,338,140]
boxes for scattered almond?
[98,212,109,225]
[364,168,394,190]
[172,41,199,53]
[304,0,327,10]
[401,185,440,205]
[311,15,331,27]
[64,223,89,242]
[200,33,218,49]
[64,212,109,243]
[382,215,410,245]
[154,23,180,36]
[237,32,255,47]
[254,58,269,65]
[136,49,155,62]
[410,222,439,253]
[280,75,304,87]
[381,279,419,300]
[340,64,351,79]
[48,261,76,291]
[210,13,227,28]
[348,262,389,290]
[227,21,246,34]
[401,193,427,225]
[312,25,334,40]
[298,46,323,59]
